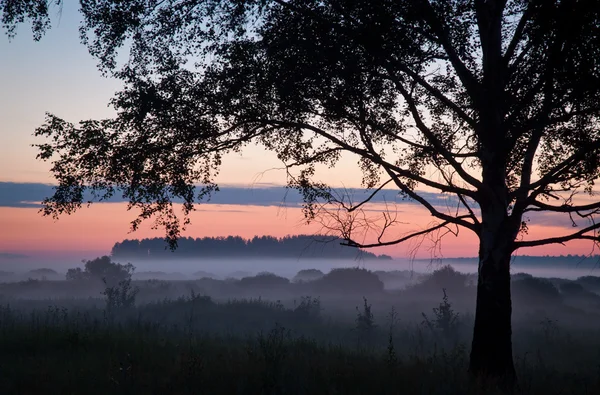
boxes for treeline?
[111,235,393,260]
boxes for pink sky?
[0,201,596,259]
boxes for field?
[1,265,600,394]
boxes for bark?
[469,179,518,391]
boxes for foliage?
[355,297,376,345]
[112,235,386,260]
[238,272,290,288]
[559,281,585,296]
[422,288,461,343]
[102,277,139,313]
[0,0,61,41]
[292,269,325,283]
[293,296,322,320]
[14,0,600,380]
[27,0,600,257]
[576,276,600,293]
[317,267,384,294]
[512,277,562,305]
[412,265,470,295]
[66,256,135,287]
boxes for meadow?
[1,263,600,394]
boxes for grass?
[0,292,600,395]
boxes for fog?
[3,255,600,282]
[3,253,600,394]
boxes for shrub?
[422,288,460,342]
[238,272,290,288]
[102,277,139,312]
[412,265,469,295]
[293,296,322,319]
[559,281,585,295]
[355,297,376,346]
[512,277,562,305]
[292,269,324,283]
[511,272,533,281]
[576,276,600,292]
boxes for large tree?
[7,0,600,388]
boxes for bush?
[512,277,562,305]
[559,281,585,295]
[422,288,460,343]
[315,267,384,294]
[511,272,533,281]
[576,276,600,292]
[412,265,469,295]
[238,272,290,288]
[293,296,322,319]
[102,277,139,312]
[292,269,324,283]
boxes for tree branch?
[420,0,481,103]
[252,118,479,198]
[341,217,469,248]
[515,221,600,249]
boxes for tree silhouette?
[111,234,387,260]
[0,0,61,41]
[9,0,600,387]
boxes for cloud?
[0,181,454,209]
[0,182,588,231]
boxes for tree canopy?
[1,0,61,41]
[22,0,600,255]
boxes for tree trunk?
[469,203,518,390]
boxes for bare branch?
[341,217,469,248]
[345,179,394,213]
[381,165,478,233]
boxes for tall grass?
[0,292,599,394]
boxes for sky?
[1,3,598,262]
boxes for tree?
[66,256,135,286]
[9,0,600,388]
[0,0,61,41]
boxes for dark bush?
[559,282,585,295]
[238,272,290,288]
[314,267,384,294]
[512,277,562,305]
[576,276,600,293]
[412,265,469,295]
[511,272,533,281]
[293,269,325,283]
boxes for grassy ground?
[0,292,600,395]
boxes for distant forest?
[111,235,393,260]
